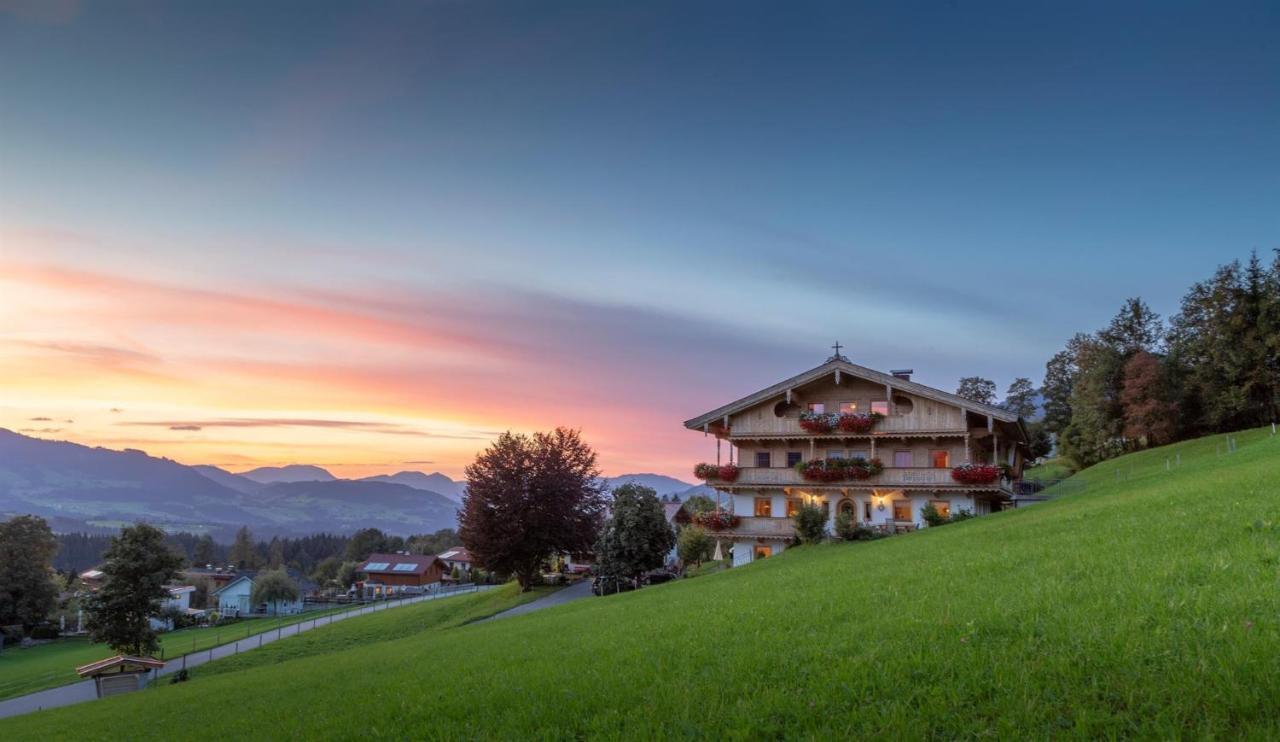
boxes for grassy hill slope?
[6,428,1280,738]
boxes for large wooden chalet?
[683,350,1030,567]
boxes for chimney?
[890,369,913,381]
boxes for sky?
[1,1,1276,479]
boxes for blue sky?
[0,1,1276,475]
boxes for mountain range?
[0,429,706,539]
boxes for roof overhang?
[683,359,1024,439]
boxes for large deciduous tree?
[595,484,676,580]
[85,523,184,656]
[250,569,299,615]
[955,377,997,406]
[1120,351,1177,445]
[460,428,607,591]
[0,515,60,632]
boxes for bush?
[28,624,61,640]
[793,505,828,544]
[677,526,715,565]
[921,503,948,528]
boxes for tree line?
[1039,251,1278,468]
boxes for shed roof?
[76,655,165,678]
[436,547,474,563]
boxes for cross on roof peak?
[826,341,848,363]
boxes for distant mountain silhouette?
[192,465,265,494]
[237,464,336,484]
[602,473,696,497]
[360,471,466,502]
[0,430,456,537]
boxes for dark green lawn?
[5,428,1280,738]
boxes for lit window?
[753,545,773,560]
[892,500,912,522]
[755,451,771,468]
[871,400,890,416]
[807,403,825,413]
[754,497,772,517]
[893,450,913,468]
[839,402,858,414]
[786,451,802,467]
[786,498,802,517]
[930,450,950,468]
[931,500,951,519]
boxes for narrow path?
[478,579,593,623]
[0,585,493,720]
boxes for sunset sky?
[1,2,1276,479]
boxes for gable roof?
[683,357,1022,431]
[212,575,253,596]
[436,547,473,563]
[76,655,165,677]
[358,553,446,576]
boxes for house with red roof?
[356,552,448,597]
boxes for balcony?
[725,414,970,439]
[708,466,1012,492]
[710,516,796,541]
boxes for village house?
[436,547,474,575]
[684,349,1030,567]
[356,553,448,597]
[211,571,309,617]
[148,585,200,631]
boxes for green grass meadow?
[5,428,1280,738]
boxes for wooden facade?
[684,355,1031,566]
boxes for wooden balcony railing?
[727,414,967,438]
[711,466,1011,490]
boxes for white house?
[211,575,305,617]
[149,585,198,631]
[683,351,1030,568]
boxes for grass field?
[5,427,1280,738]
[0,604,349,701]
[1023,456,1074,482]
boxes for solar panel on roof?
[364,562,390,570]
[392,563,417,571]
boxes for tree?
[229,526,260,569]
[1120,351,1177,446]
[250,569,299,615]
[595,484,676,580]
[460,428,608,591]
[406,528,459,556]
[1026,422,1054,460]
[676,525,714,566]
[192,534,216,566]
[337,561,360,589]
[956,377,997,406]
[310,556,342,588]
[345,528,390,562]
[85,523,184,656]
[267,537,285,569]
[1042,333,1093,436]
[683,494,717,515]
[1099,297,1163,354]
[0,515,60,631]
[1002,377,1038,418]
[793,504,828,544]
[1059,342,1126,467]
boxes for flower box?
[799,411,884,434]
[794,456,884,483]
[950,464,1000,485]
[693,463,740,482]
[692,510,741,531]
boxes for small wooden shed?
[76,655,166,698]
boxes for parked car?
[643,570,677,585]
[590,576,637,596]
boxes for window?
[364,562,390,571]
[838,499,855,517]
[931,500,951,519]
[807,402,825,413]
[892,395,914,415]
[753,545,773,560]
[755,451,771,468]
[827,450,845,459]
[392,563,417,572]
[892,500,912,522]
[864,501,872,520]
[786,451,802,467]
[871,400,890,416]
[893,450,913,468]
[838,401,858,414]
[754,497,772,517]
[849,449,869,461]
[930,450,950,468]
[786,498,802,517]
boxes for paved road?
[0,585,493,721]
[478,578,594,623]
